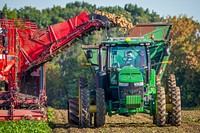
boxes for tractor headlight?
[119,83,129,86]
[134,82,144,87]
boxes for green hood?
[119,66,143,83]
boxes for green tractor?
[68,22,181,127]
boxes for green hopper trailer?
[68,22,181,127]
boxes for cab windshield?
[109,46,147,69]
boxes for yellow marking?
[156,100,158,117]
[162,60,172,64]
[166,104,172,112]
[90,105,97,113]
[80,63,91,66]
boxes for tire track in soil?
[52,110,200,133]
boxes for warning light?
[125,37,131,43]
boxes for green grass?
[47,106,55,128]
[0,120,52,133]
[182,106,200,110]
[47,107,55,123]
[0,107,55,133]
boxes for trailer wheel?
[166,74,176,103]
[68,98,79,126]
[171,86,181,126]
[94,88,106,127]
[79,78,91,128]
[166,74,176,124]
[155,77,166,127]
[166,74,181,126]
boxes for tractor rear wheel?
[94,88,106,127]
[79,78,91,128]
[171,86,181,126]
[155,77,166,127]
[68,98,79,126]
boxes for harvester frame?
[0,12,108,120]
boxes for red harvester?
[0,12,108,120]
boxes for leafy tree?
[166,15,200,107]
[124,4,161,24]
[0,4,17,18]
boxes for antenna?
[104,21,110,40]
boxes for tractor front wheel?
[94,88,106,127]
[68,98,79,126]
[79,78,91,128]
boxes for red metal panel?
[0,109,44,121]
[129,26,155,37]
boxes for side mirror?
[164,45,170,56]
[86,49,93,59]
[3,36,8,47]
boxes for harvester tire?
[79,78,91,128]
[94,88,106,127]
[171,86,181,126]
[68,98,79,126]
[155,77,166,127]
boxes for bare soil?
[51,109,200,133]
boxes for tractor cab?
[108,43,148,85]
[99,37,152,111]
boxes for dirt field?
[52,110,200,133]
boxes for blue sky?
[0,0,199,22]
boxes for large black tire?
[68,98,79,126]
[167,74,176,103]
[94,88,106,127]
[79,78,91,128]
[166,74,181,126]
[154,77,166,127]
[171,86,181,126]
[166,74,176,124]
